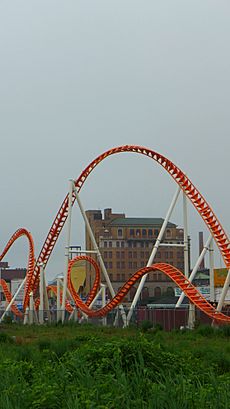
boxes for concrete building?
[85,208,184,303]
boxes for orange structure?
[1,145,230,324]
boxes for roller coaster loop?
[1,145,230,323]
[0,228,35,315]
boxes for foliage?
[0,324,229,408]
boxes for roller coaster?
[1,145,230,326]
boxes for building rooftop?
[110,217,177,228]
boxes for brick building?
[85,208,184,303]
[0,261,26,302]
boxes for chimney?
[199,232,205,270]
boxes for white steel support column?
[39,264,44,324]
[209,238,215,303]
[217,269,230,312]
[183,193,195,329]
[0,276,26,323]
[183,193,189,278]
[57,277,62,322]
[74,187,127,326]
[126,186,181,325]
[61,180,73,322]
[101,284,107,326]
[176,235,212,308]
[29,292,34,325]
[43,268,51,323]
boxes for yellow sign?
[70,260,86,292]
[214,268,228,287]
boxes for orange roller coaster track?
[1,146,230,323]
[67,257,230,324]
[0,228,35,316]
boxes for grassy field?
[0,322,229,408]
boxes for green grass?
[0,323,229,408]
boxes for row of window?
[108,272,173,283]
[103,240,183,249]
[129,228,159,237]
[103,250,183,259]
[104,261,181,270]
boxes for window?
[117,273,121,281]
[142,229,147,236]
[104,262,108,268]
[166,229,171,238]
[116,251,120,258]
[116,241,120,247]
[158,273,162,281]
[104,251,108,258]
[140,251,144,258]
[128,261,132,268]
[130,229,134,236]
[154,287,161,297]
[136,229,140,236]
[104,241,107,248]
[109,273,113,280]
[121,241,124,248]
[116,261,120,269]
[133,242,137,248]
[154,229,159,236]
[148,229,153,237]
[128,251,132,258]
[169,251,173,258]
[128,242,132,248]
[109,241,112,248]
[133,261,137,268]
[167,287,174,296]
[109,262,113,269]
[121,261,125,269]
[133,251,137,258]
[118,229,123,237]
[140,261,145,267]
[121,251,125,259]
[140,242,144,248]
[121,273,125,281]
[109,251,112,258]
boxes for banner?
[70,260,86,292]
[214,268,228,287]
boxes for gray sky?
[0,1,230,279]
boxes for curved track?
[67,257,230,324]
[0,228,35,315]
[1,146,230,323]
[30,145,230,298]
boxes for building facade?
[85,208,184,303]
[0,262,26,303]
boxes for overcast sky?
[0,1,230,279]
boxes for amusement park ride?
[0,145,230,327]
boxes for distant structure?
[85,208,184,303]
[0,262,26,303]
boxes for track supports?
[126,186,181,325]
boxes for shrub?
[140,320,153,332]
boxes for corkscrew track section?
[0,228,35,315]
[68,257,230,324]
